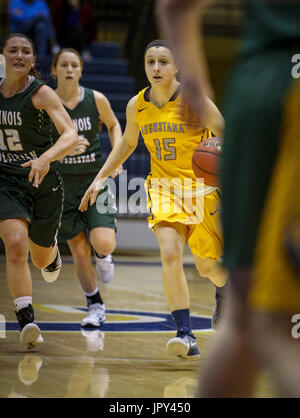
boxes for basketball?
[192,137,223,187]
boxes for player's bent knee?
[93,239,115,257]
[195,259,217,279]
[31,255,51,270]
[31,247,57,270]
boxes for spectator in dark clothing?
[8,0,59,57]
[50,0,97,61]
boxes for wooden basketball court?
[0,253,277,398]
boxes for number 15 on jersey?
[153,137,176,161]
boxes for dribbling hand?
[21,155,50,188]
[68,135,90,156]
[79,177,104,212]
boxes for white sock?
[84,288,99,297]
[14,296,32,312]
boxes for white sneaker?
[20,323,44,350]
[16,305,44,350]
[95,254,114,283]
[41,249,62,283]
[81,303,106,327]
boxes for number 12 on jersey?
[0,129,23,151]
[153,138,176,161]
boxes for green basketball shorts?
[58,175,117,243]
[0,170,63,247]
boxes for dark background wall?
[0,0,243,106]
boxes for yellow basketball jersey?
[135,86,216,195]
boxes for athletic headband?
[144,39,172,56]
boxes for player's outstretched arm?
[21,85,77,188]
[79,96,140,211]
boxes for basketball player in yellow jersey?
[79,40,227,359]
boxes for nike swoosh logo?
[52,185,60,191]
[210,209,219,216]
[138,107,147,112]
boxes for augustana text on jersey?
[141,121,185,135]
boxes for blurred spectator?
[8,0,59,57]
[50,0,97,62]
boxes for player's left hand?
[79,177,104,212]
[21,155,50,188]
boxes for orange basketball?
[192,137,223,187]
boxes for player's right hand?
[21,155,50,188]
[68,135,90,156]
[79,177,104,212]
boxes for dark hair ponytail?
[0,33,41,79]
[144,39,173,58]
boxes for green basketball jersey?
[0,76,55,176]
[242,1,300,55]
[54,87,103,176]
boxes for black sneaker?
[15,305,43,349]
[211,284,227,330]
[41,248,62,283]
[166,329,200,360]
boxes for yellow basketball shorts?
[250,80,300,313]
[146,173,223,260]
[188,190,223,260]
